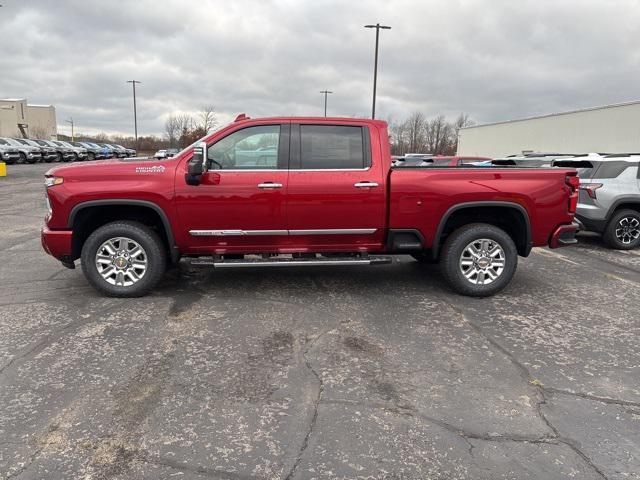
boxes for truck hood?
[45,157,175,178]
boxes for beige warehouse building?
[457,100,640,157]
[0,98,57,139]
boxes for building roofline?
[461,99,640,130]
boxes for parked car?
[42,115,579,298]
[96,143,116,159]
[154,149,168,158]
[36,140,75,162]
[153,149,179,159]
[18,139,57,163]
[554,155,640,249]
[0,137,42,164]
[52,141,88,161]
[0,142,20,165]
[124,146,137,157]
[106,144,128,158]
[73,142,106,160]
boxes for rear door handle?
[258,182,283,189]
[354,182,379,188]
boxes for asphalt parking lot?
[1,163,639,480]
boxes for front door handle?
[258,182,283,189]
[354,182,379,188]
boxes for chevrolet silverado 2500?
[41,115,579,297]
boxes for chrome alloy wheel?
[95,237,148,286]
[615,216,640,245]
[459,238,505,285]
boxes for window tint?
[300,125,365,169]
[207,125,280,170]
[593,161,639,179]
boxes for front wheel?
[440,223,517,297]
[603,209,640,250]
[81,221,166,297]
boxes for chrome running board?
[189,255,392,268]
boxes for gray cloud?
[1,0,639,136]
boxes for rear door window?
[299,125,367,169]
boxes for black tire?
[440,223,518,297]
[72,153,79,162]
[88,152,95,160]
[18,153,27,164]
[44,155,53,163]
[57,152,64,163]
[603,209,640,250]
[411,252,437,264]
[4,156,16,165]
[81,221,166,297]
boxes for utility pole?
[319,90,333,117]
[65,118,74,141]
[126,80,141,150]
[364,23,391,119]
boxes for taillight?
[565,174,579,213]
[579,182,603,199]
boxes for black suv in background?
[36,140,74,162]
[52,141,87,161]
[107,144,129,158]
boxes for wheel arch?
[606,196,640,219]
[68,199,179,262]
[432,201,532,259]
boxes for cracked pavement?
[0,163,638,479]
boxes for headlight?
[44,176,64,187]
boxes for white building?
[457,100,640,157]
[0,98,57,139]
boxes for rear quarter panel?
[389,167,575,247]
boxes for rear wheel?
[18,153,27,164]
[440,223,517,297]
[603,209,640,250]
[88,152,95,160]
[57,152,64,163]
[81,221,166,297]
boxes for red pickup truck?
[41,115,579,297]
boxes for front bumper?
[41,226,73,260]
[549,222,579,249]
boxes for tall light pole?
[65,117,75,141]
[126,80,141,150]
[364,23,391,119]
[319,90,333,117]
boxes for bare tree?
[164,114,180,148]
[198,105,217,133]
[28,126,49,140]
[405,111,427,153]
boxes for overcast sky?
[2,0,640,137]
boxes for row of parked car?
[393,152,640,250]
[0,138,136,164]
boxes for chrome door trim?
[288,228,377,235]
[257,183,283,189]
[189,230,288,236]
[189,228,377,237]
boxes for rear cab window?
[291,124,371,169]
